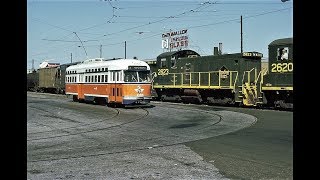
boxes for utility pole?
[240,15,243,53]
[71,53,73,63]
[169,29,172,52]
[163,26,166,53]
[124,41,127,59]
[32,59,34,71]
[100,44,102,58]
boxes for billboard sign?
[161,29,189,50]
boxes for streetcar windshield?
[124,70,151,82]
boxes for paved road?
[27,92,292,179]
[186,106,293,179]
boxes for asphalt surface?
[27,92,292,179]
[186,106,293,179]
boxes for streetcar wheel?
[72,95,78,102]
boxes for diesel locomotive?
[147,37,293,109]
[261,37,293,109]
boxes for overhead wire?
[84,6,291,49]
[84,1,215,42]
[28,1,119,60]
[28,1,292,63]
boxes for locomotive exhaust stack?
[213,43,222,56]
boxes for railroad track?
[27,101,150,141]
[28,97,257,163]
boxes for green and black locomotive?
[148,49,264,106]
[148,37,293,109]
[261,37,293,108]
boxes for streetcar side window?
[116,72,120,81]
[112,72,116,81]
[105,75,108,82]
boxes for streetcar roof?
[66,58,150,71]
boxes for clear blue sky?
[27,0,293,69]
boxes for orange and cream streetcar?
[65,58,152,107]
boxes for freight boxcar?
[27,70,39,91]
[37,62,80,94]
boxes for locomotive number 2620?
[271,62,293,73]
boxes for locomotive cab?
[262,37,293,109]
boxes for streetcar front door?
[109,71,123,103]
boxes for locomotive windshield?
[277,47,289,61]
[124,70,151,83]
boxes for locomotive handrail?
[259,69,269,86]
[255,70,263,93]
[241,71,246,84]
[164,71,238,89]
[255,70,262,84]
[233,72,238,89]
[151,72,157,87]
[247,68,255,83]
[241,68,255,85]
[247,68,255,72]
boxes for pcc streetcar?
[65,58,152,107]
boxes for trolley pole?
[169,29,172,52]
[100,44,102,58]
[124,41,127,59]
[32,59,34,71]
[240,15,243,53]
